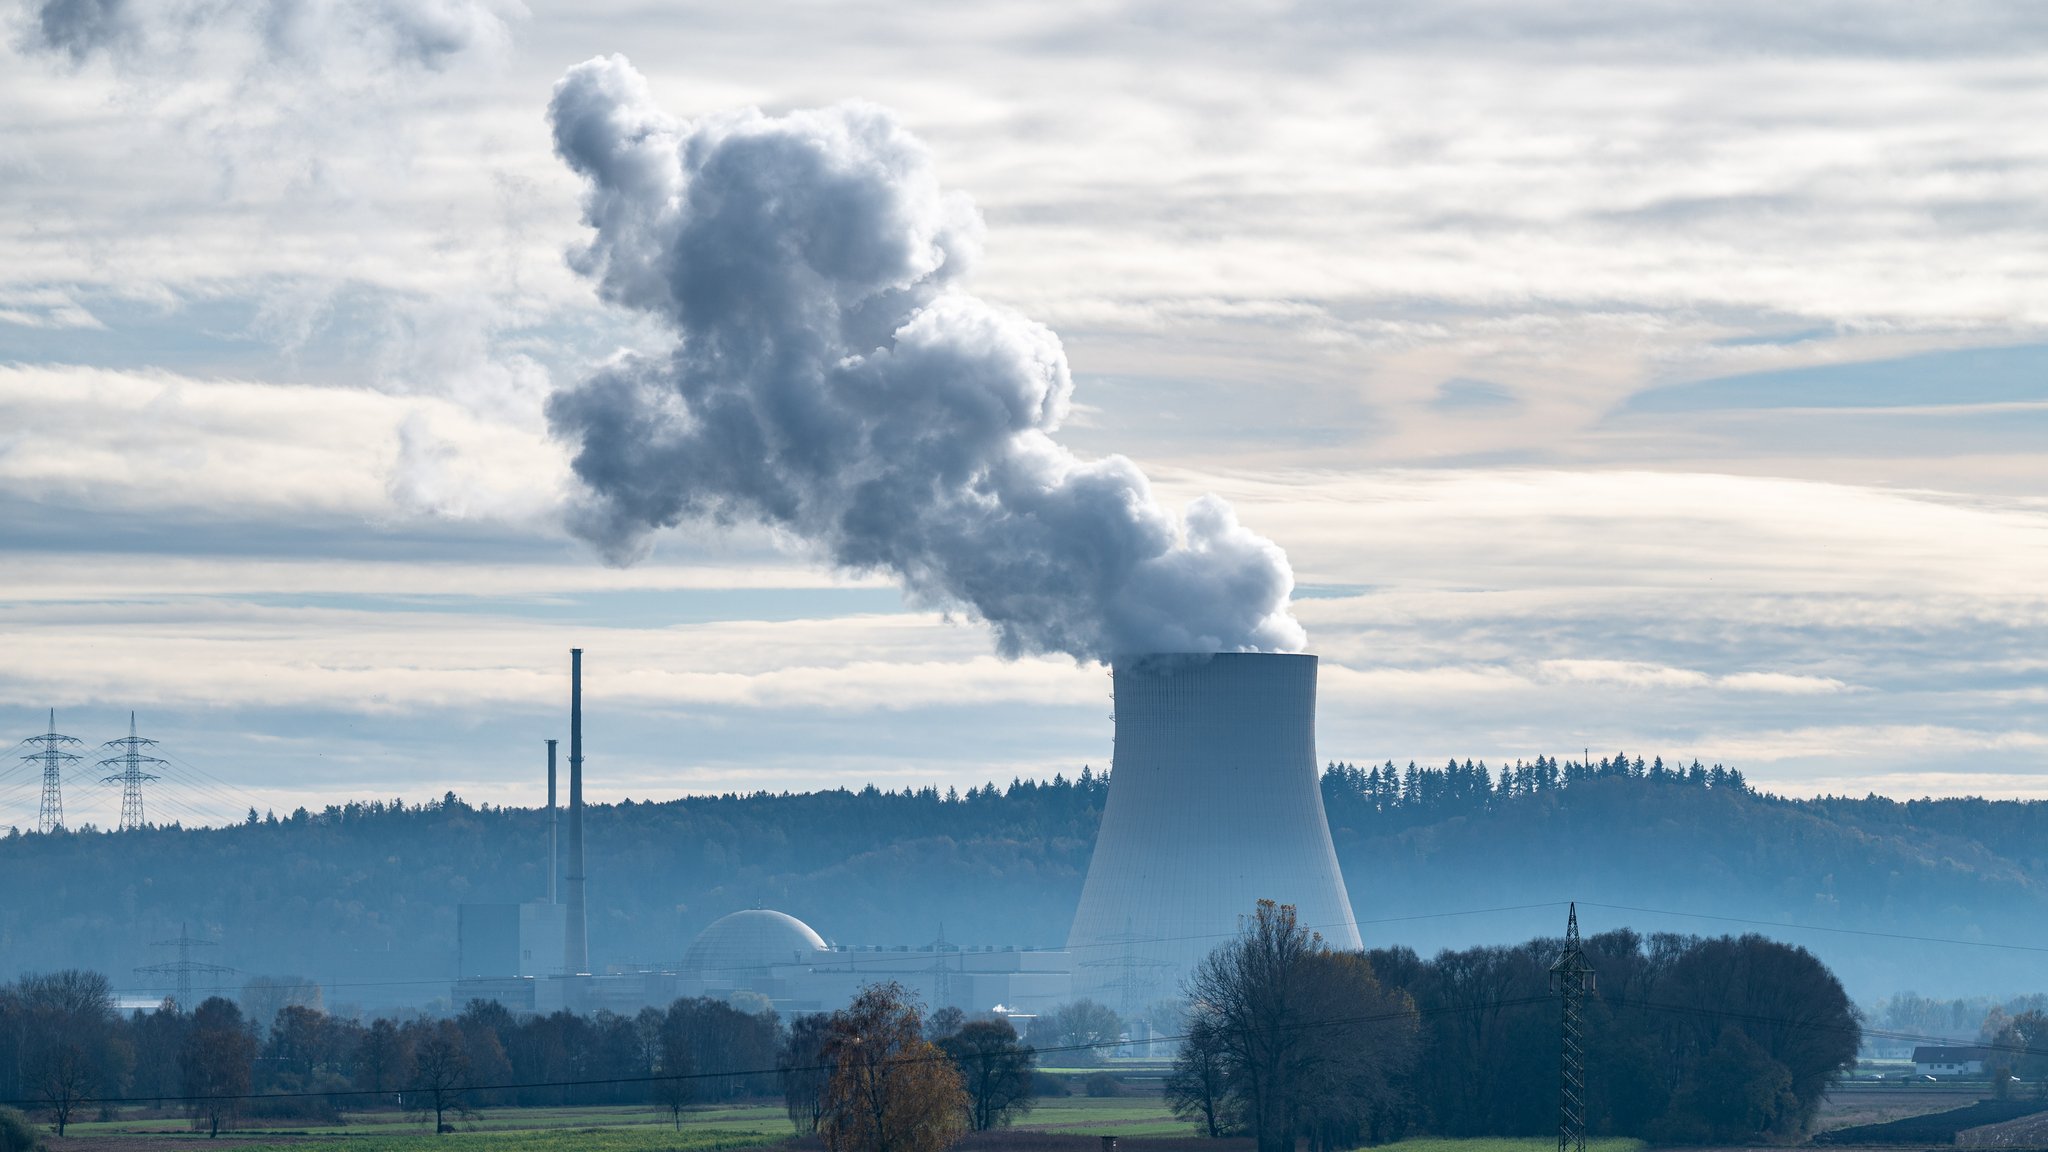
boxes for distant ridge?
[2,761,2046,1005]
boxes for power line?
[1579,900,2048,955]
[96,902,1575,998]
[82,891,2048,1000]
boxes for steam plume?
[545,56,1304,662]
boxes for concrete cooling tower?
[1065,652,1361,1008]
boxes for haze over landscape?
[8,4,2048,1150]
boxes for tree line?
[3,904,1863,1149]
[7,759,2045,1010]
[1170,902,1861,1151]
[0,967,1049,1141]
[1322,753,1751,827]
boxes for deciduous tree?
[181,998,256,1138]
[780,1012,832,1135]
[938,1018,1034,1131]
[821,983,967,1152]
[406,1021,472,1133]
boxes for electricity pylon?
[924,925,958,1008]
[98,712,167,832]
[1078,917,1172,1023]
[1549,903,1596,1152]
[21,709,82,833]
[135,922,235,1010]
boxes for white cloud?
[0,364,565,521]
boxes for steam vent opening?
[1064,652,1360,1007]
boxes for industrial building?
[1065,652,1361,1009]
[675,909,1070,1013]
[455,908,1072,1016]
[450,649,1072,1017]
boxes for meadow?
[39,1097,1652,1152]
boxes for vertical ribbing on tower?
[22,709,82,834]
[564,649,589,975]
[1549,902,1595,1152]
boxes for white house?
[1913,1046,1991,1078]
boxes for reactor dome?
[683,910,829,980]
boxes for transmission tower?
[924,925,958,1008]
[97,712,167,832]
[1077,918,1172,1023]
[21,709,82,833]
[1549,903,1596,1152]
[135,922,235,1011]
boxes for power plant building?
[458,902,567,980]
[1065,652,1361,1007]
[454,908,1071,1016]
[455,648,1368,1021]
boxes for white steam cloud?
[544,55,1304,662]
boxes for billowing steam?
[545,56,1304,662]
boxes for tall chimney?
[546,738,558,905]
[565,649,590,975]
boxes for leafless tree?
[1187,901,1416,1152]
[181,997,256,1138]
[407,1021,472,1133]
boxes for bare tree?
[781,1013,833,1135]
[407,1021,472,1133]
[1188,901,1416,1152]
[654,1012,694,1131]
[1166,1014,1234,1137]
[180,998,256,1138]
[17,970,120,1137]
[29,1036,96,1137]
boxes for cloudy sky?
[3,0,2047,828]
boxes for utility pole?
[21,710,82,833]
[1549,902,1596,1152]
[98,712,168,832]
[135,922,236,1011]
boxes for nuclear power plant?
[457,647,1358,1020]
[453,648,1076,1016]
[1065,652,1361,1008]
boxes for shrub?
[0,1107,42,1152]
[1083,1072,1122,1098]
[1032,1072,1071,1097]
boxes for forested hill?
[2,757,2046,1008]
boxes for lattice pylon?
[97,712,167,833]
[1549,903,1596,1152]
[21,709,83,834]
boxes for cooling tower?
[1065,652,1360,1006]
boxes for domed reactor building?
[1065,652,1361,1010]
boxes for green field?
[48,1099,1649,1152]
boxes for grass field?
[42,1098,1652,1152]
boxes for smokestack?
[564,649,589,975]
[1065,653,1359,1003]
[546,739,558,905]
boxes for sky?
[2,0,2047,828]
